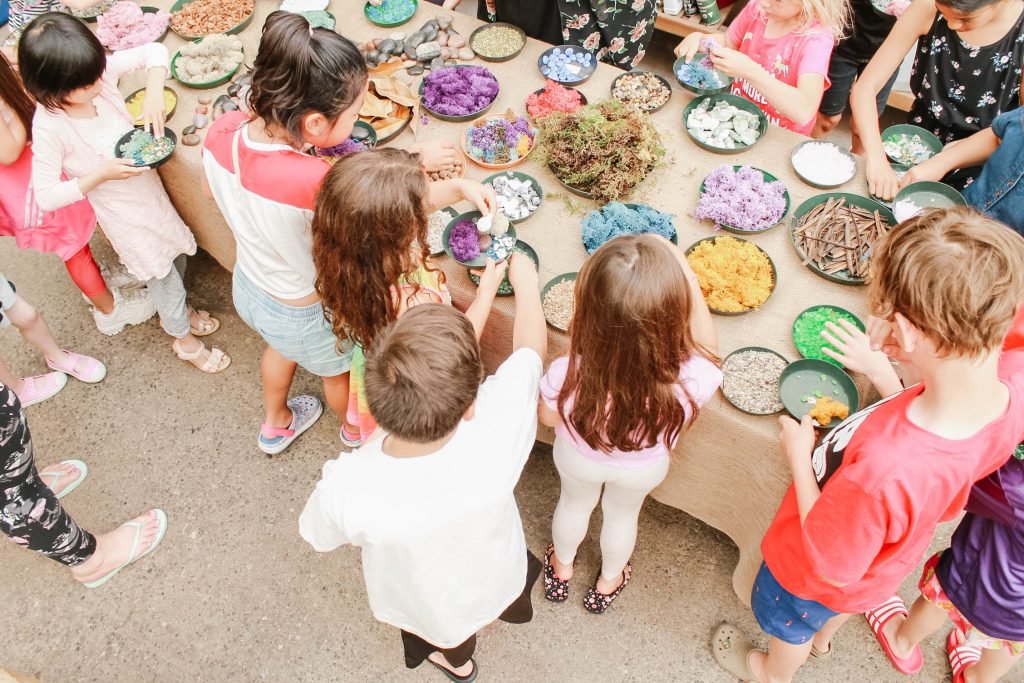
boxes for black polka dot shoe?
[542,544,571,603]
[583,563,632,615]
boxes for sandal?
[172,339,231,373]
[82,509,169,589]
[426,656,477,683]
[46,350,107,383]
[16,372,67,407]
[809,641,833,659]
[864,596,924,674]
[38,459,88,499]
[948,628,982,683]
[712,623,761,682]
[340,424,363,449]
[582,562,631,614]
[542,543,571,603]
[258,395,323,456]
[188,306,220,337]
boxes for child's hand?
[709,46,757,79]
[820,319,889,375]
[141,87,166,139]
[101,158,148,181]
[866,315,907,361]
[411,138,460,173]
[508,250,539,293]
[471,258,507,295]
[674,33,704,61]
[866,154,900,201]
[899,155,947,187]
[457,179,497,217]
[778,414,816,470]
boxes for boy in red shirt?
[711,207,1024,683]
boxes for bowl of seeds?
[363,0,418,27]
[684,93,766,154]
[610,71,672,113]
[443,211,518,268]
[673,53,733,96]
[426,206,456,255]
[790,193,895,285]
[542,272,578,332]
[685,235,777,315]
[882,124,943,167]
[115,128,177,168]
[468,240,538,296]
[169,0,255,39]
[792,305,865,367]
[721,347,788,415]
[125,86,178,126]
[469,22,527,62]
[483,171,543,223]
[779,358,859,429]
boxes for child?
[539,234,721,613]
[899,108,1023,235]
[852,0,1024,199]
[710,207,1024,683]
[476,0,564,45]
[0,49,154,335]
[19,14,229,370]
[561,0,657,68]
[299,254,546,682]
[675,0,848,135]
[312,148,499,446]
[0,275,105,406]
[2,0,106,53]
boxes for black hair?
[247,11,368,147]
[17,12,106,112]
[936,0,1006,13]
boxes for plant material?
[97,2,171,50]
[118,130,174,166]
[722,349,786,414]
[360,76,419,139]
[315,138,368,163]
[539,99,664,203]
[448,218,480,261]
[526,80,584,118]
[696,165,787,231]
[676,54,726,89]
[170,0,254,37]
[422,66,499,117]
[686,236,774,313]
[581,202,676,254]
[808,396,849,426]
[471,25,524,59]
[126,88,177,124]
[464,113,536,165]
[794,198,891,280]
[175,35,244,83]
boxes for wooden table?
[126,0,878,605]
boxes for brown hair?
[313,148,439,350]
[365,304,484,443]
[869,206,1024,358]
[558,235,717,454]
[0,52,35,141]
[17,13,106,113]
[247,11,367,147]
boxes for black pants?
[0,383,95,566]
[402,550,542,669]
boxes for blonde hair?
[869,207,1024,359]
[758,0,850,40]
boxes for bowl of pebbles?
[427,148,467,181]
[673,53,733,96]
[169,0,254,39]
[426,206,456,255]
[364,0,418,27]
[483,171,543,224]
[610,71,672,113]
[469,22,527,62]
[790,193,895,285]
[892,181,966,223]
[115,128,177,168]
[537,45,597,86]
[882,124,943,167]
[468,240,539,295]
[790,140,857,189]
[721,346,788,415]
[443,211,518,268]
[684,93,766,154]
[171,35,244,89]
[542,272,578,332]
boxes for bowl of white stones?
[683,93,767,154]
[790,140,857,189]
[482,171,543,224]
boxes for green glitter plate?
[467,240,538,296]
[779,358,859,430]
[792,305,865,367]
[363,0,418,28]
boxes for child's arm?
[32,124,142,211]
[676,246,718,357]
[298,464,351,552]
[428,178,497,217]
[779,415,821,522]
[851,0,935,200]
[409,138,460,174]
[464,258,506,340]
[507,250,546,358]
[538,400,561,428]
[900,127,1001,186]
[820,319,904,396]
[0,109,28,166]
[106,44,170,137]
[673,32,734,61]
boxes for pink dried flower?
[695,165,787,231]
[97,2,171,51]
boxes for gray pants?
[145,254,189,338]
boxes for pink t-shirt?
[726,2,835,135]
[540,355,723,468]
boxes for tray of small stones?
[469,22,527,62]
[610,71,672,113]
[115,128,177,168]
[443,210,518,268]
[426,206,456,255]
[720,346,788,415]
[483,171,543,223]
[684,93,767,154]
[468,240,539,296]
[882,124,943,167]
[538,45,597,86]
[790,193,895,285]
[542,272,578,332]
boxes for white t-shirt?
[299,348,543,647]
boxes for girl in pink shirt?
[675,0,847,135]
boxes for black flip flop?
[427,657,478,683]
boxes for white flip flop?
[83,509,168,589]
[38,459,89,500]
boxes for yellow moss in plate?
[686,236,773,312]
[126,90,177,122]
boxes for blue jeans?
[963,109,1024,236]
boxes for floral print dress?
[559,0,658,69]
[908,9,1024,189]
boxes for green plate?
[469,22,527,63]
[882,124,943,167]
[672,54,734,96]
[468,240,538,296]
[792,305,865,366]
[582,203,679,252]
[892,181,966,221]
[779,358,859,430]
[169,0,255,39]
[125,85,178,126]
[541,272,579,331]
[790,140,857,189]
[720,346,789,416]
[419,65,500,123]
[363,0,418,28]
[537,45,598,86]
[790,192,896,286]
[685,235,778,316]
[698,165,790,234]
[548,165,596,200]
[114,128,177,169]
[442,211,518,268]
[170,41,244,89]
[482,171,544,224]
[683,93,769,155]
[610,70,673,113]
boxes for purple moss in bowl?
[422,66,500,118]
[448,218,481,261]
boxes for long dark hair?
[0,53,35,140]
[17,13,106,112]
[247,11,367,147]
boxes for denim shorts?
[819,53,900,117]
[232,267,352,377]
[751,562,839,645]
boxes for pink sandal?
[16,372,67,407]
[947,628,982,683]
[864,596,924,674]
[46,350,106,383]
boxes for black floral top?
[909,8,1024,187]
[558,0,658,69]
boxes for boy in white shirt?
[299,255,546,682]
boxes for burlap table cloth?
[121,0,877,604]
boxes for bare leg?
[70,510,163,585]
[262,346,297,428]
[6,298,65,363]
[811,612,852,654]
[812,112,842,140]
[322,372,358,433]
[749,637,814,683]
[0,358,22,394]
[886,596,949,658]
[964,647,1023,683]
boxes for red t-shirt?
[726,2,835,135]
[761,350,1024,614]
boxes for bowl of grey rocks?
[482,171,543,224]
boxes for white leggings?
[551,437,670,581]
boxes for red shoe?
[864,596,924,674]
[947,628,982,683]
